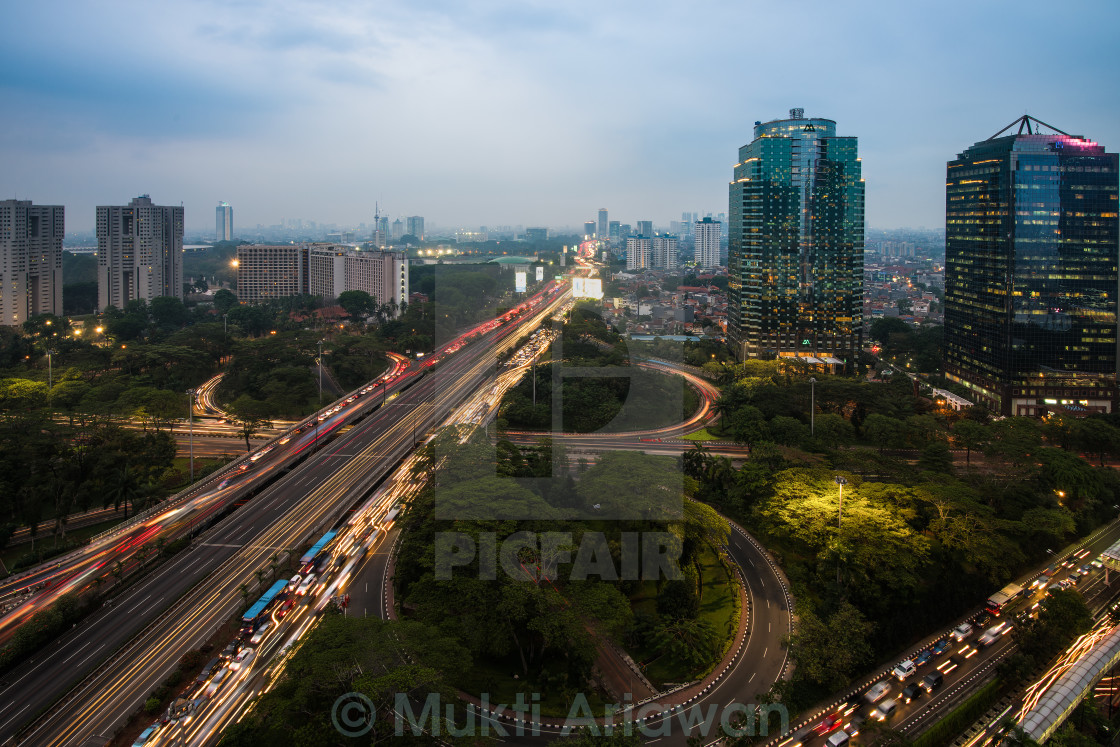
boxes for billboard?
[535,266,544,282]
[515,271,527,293]
[572,277,603,300]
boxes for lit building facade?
[728,109,864,364]
[584,221,596,238]
[943,116,1119,416]
[0,200,64,325]
[694,216,722,268]
[97,195,184,310]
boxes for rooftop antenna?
[986,114,1072,141]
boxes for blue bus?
[241,579,290,636]
[299,530,338,568]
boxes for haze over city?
[3,0,1118,233]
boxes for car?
[1081,564,1093,575]
[229,649,255,671]
[279,434,292,445]
[287,574,302,592]
[249,621,271,645]
[937,655,964,675]
[1032,573,1051,589]
[932,638,951,656]
[220,641,240,662]
[974,611,992,627]
[901,683,924,704]
[845,713,868,737]
[1093,558,1104,569]
[872,699,898,721]
[952,622,973,641]
[826,730,850,747]
[297,573,317,596]
[892,660,917,681]
[864,681,891,703]
[921,672,944,692]
[913,650,934,667]
[813,712,843,736]
[778,725,813,747]
[1068,572,1083,585]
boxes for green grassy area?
[1,516,125,575]
[681,428,718,441]
[912,679,1002,747]
[625,542,738,686]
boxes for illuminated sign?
[535,266,544,282]
[572,278,604,300]
[515,272,527,293]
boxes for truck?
[985,582,1024,616]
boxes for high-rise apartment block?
[944,116,1119,416]
[392,219,404,240]
[215,201,233,242]
[728,109,864,364]
[598,208,608,239]
[406,216,424,240]
[652,235,679,270]
[694,217,722,268]
[626,236,651,270]
[0,200,64,325]
[237,244,408,314]
[97,195,184,310]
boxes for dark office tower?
[728,109,864,364]
[608,221,620,243]
[637,220,653,238]
[598,208,608,239]
[584,221,596,238]
[943,116,1119,416]
[97,195,183,310]
[215,201,233,241]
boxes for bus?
[241,579,290,636]
[985,582,1025,616]
[299,530,338,570]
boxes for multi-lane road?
[0,284,570,745]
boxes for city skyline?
[2,2,1118,233]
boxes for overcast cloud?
[1,0,1117,233]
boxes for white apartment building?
[0,200,64,325]
[626,236,651,270]
[97,195,183,309]
[652,235,679,270]
[694,217,721,268]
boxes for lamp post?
[186,389,196,483]
[835,475,847,584]
[318,339,325,406]
[809,377,817,436]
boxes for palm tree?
[135,544,150,569]
[239,583,250,608]
[91,576,104,599]
[112,560,124,586]
[105,466,140,519]
[156,537,167,558]
[269,554,280,581]
[254,568,265,590]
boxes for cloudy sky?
[2,0,1117,234]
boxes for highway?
[0,284,570,745]
[776,518,1120,747]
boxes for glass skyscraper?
[943,116,1119,416]
[728,109,864,364]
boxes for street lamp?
[835,475,847,584]
[809,377,817,436]
[186,389,196,483]
[317,339,325,406]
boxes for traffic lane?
[31,334,531,743]
[346,527,399,621]
[0,460,328,742]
